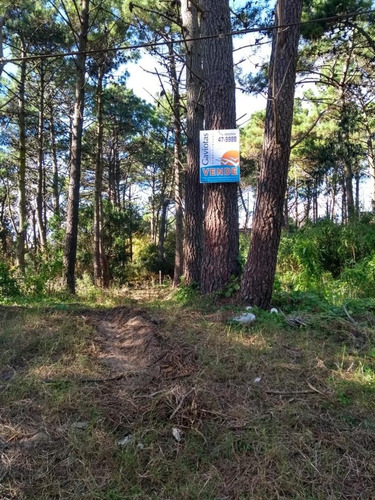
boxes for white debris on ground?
[172,427,183,442]
[232,312,257,324]
[117,435,132,446]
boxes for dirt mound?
[92,307,197,381]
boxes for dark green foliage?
[0,262,20,298]
[135,232,175,278]
[277,218,375,300]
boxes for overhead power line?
[1,9,374,65]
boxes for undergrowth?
[1,285,374,498]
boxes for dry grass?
[0,293,375,499]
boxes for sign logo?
[200,129,240,183]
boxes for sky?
[125,31,270,129]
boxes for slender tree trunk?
[49,105,60,219]
[355,171,360,216]
[94,66,104,286]
[305,182,311,222]
[158,198,169,261]
[150,175,157,244]
[344,162,355,220]
[169,42,184,288]
[339,35,355,221]
[128,185,133,262]
[361,112,375,213]
[284,190,289,228]
[200,0,239,294]
[294,171,298,226]
[17,51,27,273]
[36,61,46,249]
[313,181,318,222]
[181,0,204,286]
[331,180,337,220]
[241,0,303,309]
[341,176,347,222]
[64,0,89,293]
[369,140,375,213]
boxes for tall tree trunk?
[94,66,104,286]
[181,0,204,286]
[369,140,375,213]
[360,106,375,213]
[150,175,157,244]
[331,179,337,220]
[169,42,184,288]
[64,0,89,293]
[355,170,360,216]
[241,0,303,309]
[341,176,347,222]
[158,198,169,261]
[344,162,355,220]
[17,50,27,273]
[49,105,60,219]
[36,61,46,249]
[313,181,318,222]
[200,0,239,294]
[305,182,311,222]
[339,35,355,221]
[294,171,298,226]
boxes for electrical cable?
[0,8,374,65]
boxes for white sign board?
[200,129,240,183]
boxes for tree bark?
[64,0,89,294]
[17,50,27,273]
[36,61,46,249]
[368,139,375,213]
[241,0,303,309]
[344,161,355,220]
[94,66,104,286]
[49,105,60,219]
[181,0,204,286]
[169,42,184,288]
[200,0,239,294]
[158,198,169,261]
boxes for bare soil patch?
[89,306,198,383]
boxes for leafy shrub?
[277,219,375,301]
[0,261,20,298]
[131,232,175,280]
[174,279,200,304]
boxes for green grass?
[1,290,375,499]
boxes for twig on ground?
[343,305,356,324]
[266,389,316,395]
[170,387,195,420]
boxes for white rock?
[232,313,256,324]
[253,377,262,384]
[270,308,278,314]
[245,306,254,311]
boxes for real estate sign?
[199,129,240,183]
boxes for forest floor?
[1,288,375,499]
